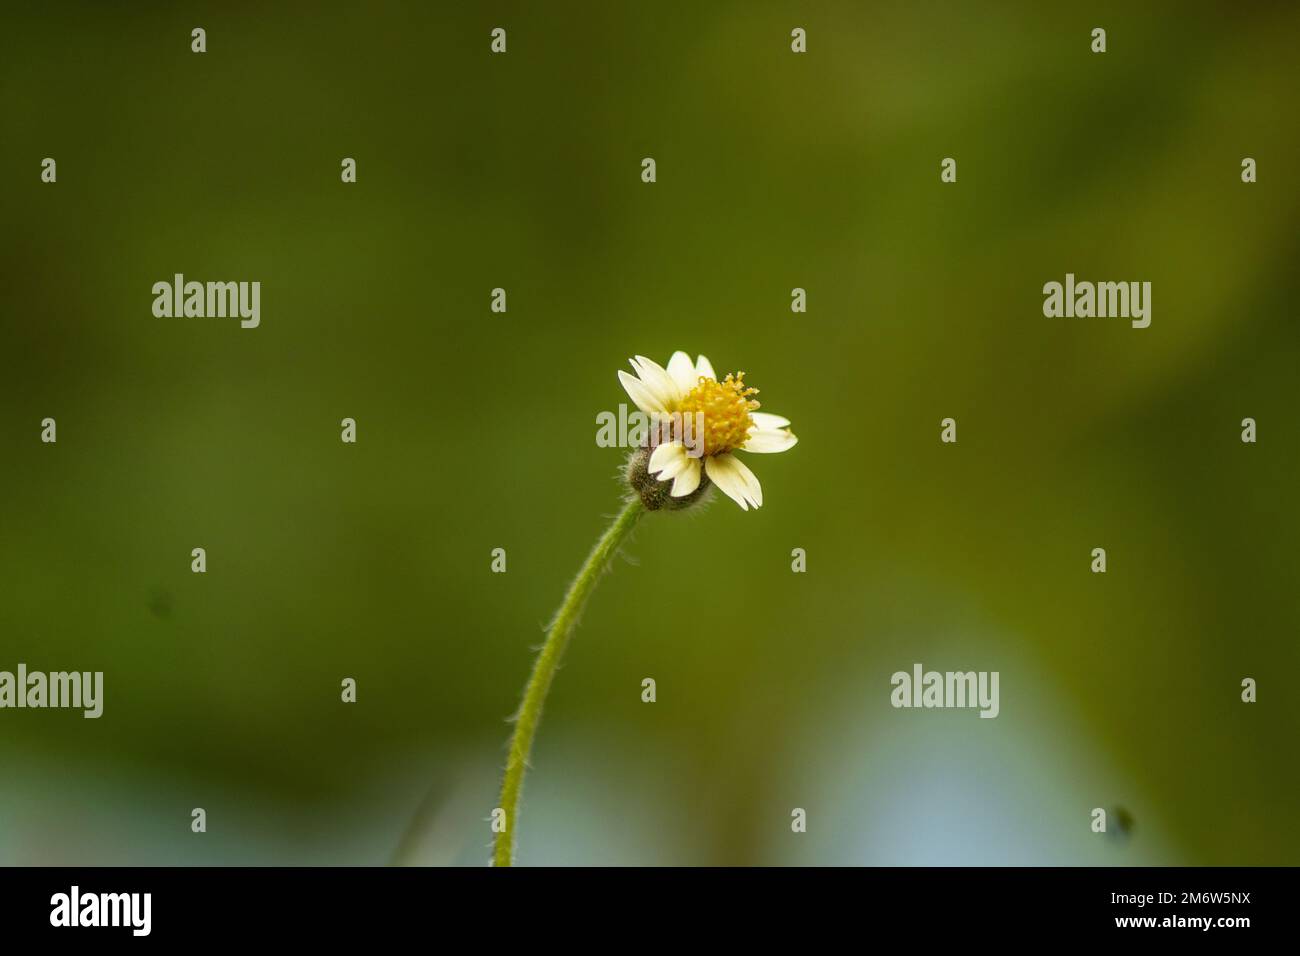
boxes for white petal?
[648,440,689,480]
[742,428,798,454]
[658,457,691,481]
[694,354,717,382]
[751,412,790,430]
[706,453,762,510]
[666,351,699,393]
[670,458,702,497]
[732,454,763,507]
[618,370,668,415]
[631,356,683,409]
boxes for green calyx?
[625,446,712,511]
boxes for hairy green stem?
[493,496,644,866]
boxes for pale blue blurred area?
[766,642,1184,865]
[0,737,701,867]
[0,742,494,866]
[506,734,712,866]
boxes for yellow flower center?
[677,373,760,456]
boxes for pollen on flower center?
[677,372,760,456]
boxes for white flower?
[618,352,797,510]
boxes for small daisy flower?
[618,351,797,511]
[487,352,800,866]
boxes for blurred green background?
[2,1,1297,865]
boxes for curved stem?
[493,497,644,866]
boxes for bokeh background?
[1,1,1297,865]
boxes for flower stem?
[493,496,644,866]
